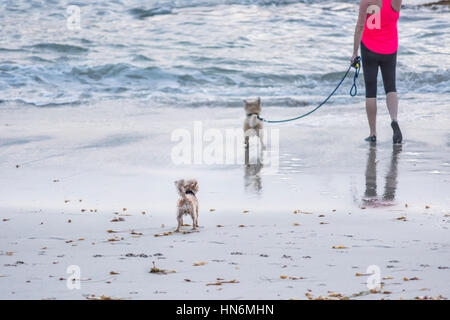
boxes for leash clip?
[351,56,361,69]
[350,56,361,97]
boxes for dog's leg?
[175,215,183,232]
[195,206,199,228]
[257,128,265,150]
[192,214,197,230]
[245,146,250,165]
[244,121,250,149]
[244,134,249,149]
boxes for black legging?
[361,41,397,98]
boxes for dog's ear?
[244,100,251,112]
[257,97,261,106]
[190,179,199,193]
[175,180,182,195]
[175,179,184,188]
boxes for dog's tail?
[175,179,186,199]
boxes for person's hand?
[350,53,358,64]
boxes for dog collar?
[247,113,262,121]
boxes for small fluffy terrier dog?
[243,97,264,149]
[174,179,199,232]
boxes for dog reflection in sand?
[174,179,199,232]
[244,158,263,194]
[243,98,264,149]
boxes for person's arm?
[351,0,370,63]
[391,0,402,12]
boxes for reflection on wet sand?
[244,147,263,194]
[363,144,402,207]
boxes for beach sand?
[0,99,449,300]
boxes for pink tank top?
[362,0,400,54]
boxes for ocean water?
[0,0,449,108]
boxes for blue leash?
[258,57,361,124]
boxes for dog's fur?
[174,179,199,232]
[243,97,264,149]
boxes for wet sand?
[0,100,449,299]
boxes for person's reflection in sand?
[363,144,402,207]
[364,144,378,200]
[383,144,402,201]
[244,147,263,194]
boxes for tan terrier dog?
[174,179,199,232]
[243,97,264,149]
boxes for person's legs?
[380,51,398,121]
[361,42,379,140]
[386,92,398,121]
[391,119,402,144]
[380,51,402,143]
[365,97,377,137]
